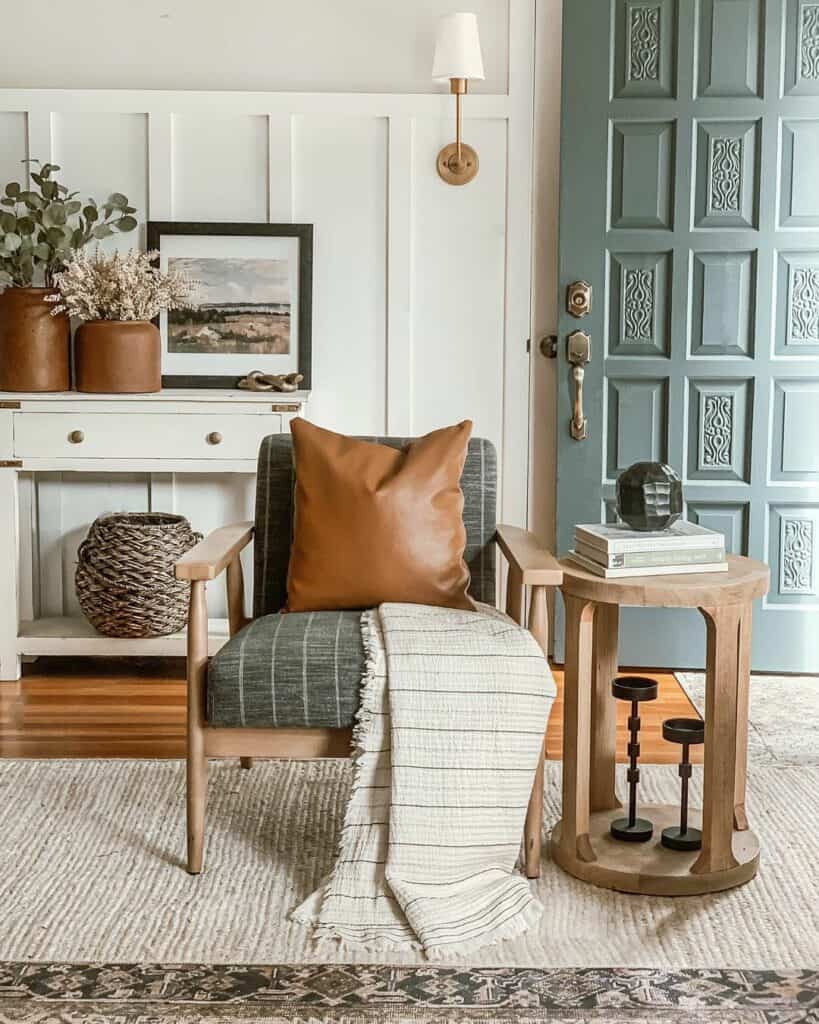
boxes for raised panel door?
[556,0,819,671]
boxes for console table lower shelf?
[550,805,760,896]
[18,616,229,658]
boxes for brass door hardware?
[567,330,591,441]
[206,431,223,446]
[68,429,84,444]
[567,280,592,318]
[539,335,558,358]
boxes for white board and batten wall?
[0,0,559,629]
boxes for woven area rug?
[1,759,818,969]
[676,673,819,766]
[3,961,819,1022]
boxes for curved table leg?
[733,601,753,831]
[693,603,743,875]
[590,602,621,813]
[560,594,597,864]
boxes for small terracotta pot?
[74,320,161,394]
[0,288,70,392]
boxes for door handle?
[567,330,591,441]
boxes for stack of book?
[568,520,727,578]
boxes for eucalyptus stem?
[0,159,137,290]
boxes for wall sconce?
[432,12,485,186]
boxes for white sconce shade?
[432,12,485,82]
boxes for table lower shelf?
[17,616,231,658]
[550,804,759,896]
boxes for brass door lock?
[567,280,592,318]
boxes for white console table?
[0,389,308,681]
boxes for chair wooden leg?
[186,579,208,875]
[524,739,545,878]
[240,757,254,770]
[187,744,207,875]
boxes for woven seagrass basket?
[75,512,202,638]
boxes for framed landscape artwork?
[146,222,313,389]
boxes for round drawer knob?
[206,431,223,446]
[68,429,84,444]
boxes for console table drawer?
[14,412,280,461]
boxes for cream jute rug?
[677,672,819,766]
[1,758,817,968]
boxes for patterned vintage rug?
[676,673,819,767]
[2,961,819,1023]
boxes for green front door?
[555,0,819,672]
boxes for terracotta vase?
[74,320,161,394]
[0,288,70,392]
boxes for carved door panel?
[555,0,819,671]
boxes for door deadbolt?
[567,280,592,318]
[567,330,591,441]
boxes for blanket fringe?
[426,897,544,961]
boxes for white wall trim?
[0,89,511,119]
[147,112,173,220]
[501,0,536,526]
[386,115,414,435]
[267,113,293,222]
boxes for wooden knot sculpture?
[237,370,305,393]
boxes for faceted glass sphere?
[616,462,683,532]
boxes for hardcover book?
[574,540,726,570]
[574,520,724,555]
[567,550,729,579]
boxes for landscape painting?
[167,257,291,355]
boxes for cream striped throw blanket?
[293,601,555,959]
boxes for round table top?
[559,553,769,608]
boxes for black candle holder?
[610,676,658,843]
[661,717,705,851]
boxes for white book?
[575,539,725,570]
[575,520,724,555]
[567,550,728,579]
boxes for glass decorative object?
[616,461,682,532]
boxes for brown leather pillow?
[286,418,474,612]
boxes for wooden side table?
[551,554,770,896]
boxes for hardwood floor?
[0,657,702,764]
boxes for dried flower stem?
[48,248,198,322]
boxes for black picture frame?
[146,221,313,390]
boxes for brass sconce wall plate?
[437,142,479,186]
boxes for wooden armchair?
[175,434,562,878]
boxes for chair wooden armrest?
[175,521,255,581]
[494,524,563,586]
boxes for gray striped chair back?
[253,434,497,617]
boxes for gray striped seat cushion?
[252,434,497,617]
[208,610,364,728]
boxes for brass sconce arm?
[437,77,479,186]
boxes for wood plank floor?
[0,657,702,764]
